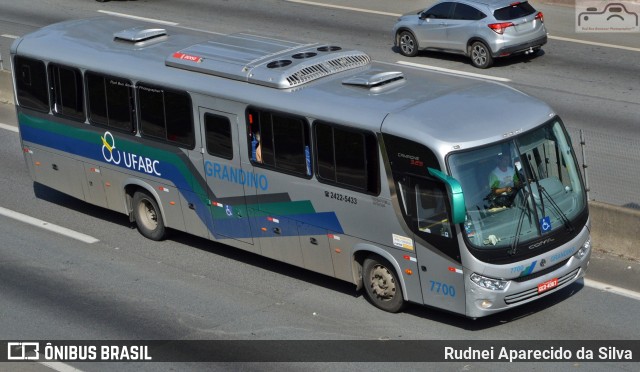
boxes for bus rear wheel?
[132,190,166,241]
[363,257,405,313]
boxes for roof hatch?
[342,71,405,92]
[165,33,371,89]
[114,27,167,44]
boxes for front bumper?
[464,247,590,319]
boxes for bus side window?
[14,56,49,112]
[397,175,457,249]
[138,83,194,149]
[246,107,311,178]
[48,63,85,121]
[86,72,135,133]
[415,182,450,238]
[204,113,233,159]
[314,120,379,194]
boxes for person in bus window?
[487,152,520,207]
[251,132,262,163]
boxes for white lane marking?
[0,123,19,133]
[41,361,84,372]
[286,0,400,17]
[97,10,179,26]
[548,35,640,53]
[393,60,512,82]
[2,34,19,39]
[584,278,640,301]
[285,0,640,52]
[0,206,99,244]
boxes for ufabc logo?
[101,131,162,177]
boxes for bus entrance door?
[199,107,255,249]
[405,176,466,314]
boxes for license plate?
[537,278,559,294]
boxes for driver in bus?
[487,152,521,208]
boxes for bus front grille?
[504,268,580,305]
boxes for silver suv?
[393,0,547,68]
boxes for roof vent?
[267,60,293,68]
[292,52,317,59]
[114,27,167,43]
[342,71,405,92]
[281,52,371,87]
[317,46,342,52]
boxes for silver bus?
[11,17,591,318]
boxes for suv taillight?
[488,22,514,34]
[535,12,544,22]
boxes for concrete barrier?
[0,70,637,260]
[589,201,640,260]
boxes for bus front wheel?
[132,190,167,241]
[363,256,405,313]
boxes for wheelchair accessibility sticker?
[576,2,639,32]
[540,216,552,233]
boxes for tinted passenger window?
[247,108,311,178]
[86,72,135,132]
[425,2,454,19]
[205,113,233,159]
[452,3,486,20]
[493,2,535,20]
[49,64,84,121]
[314,121,379,194]
[14,56,49,112]
[138,83,194,149]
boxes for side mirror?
[419,12,428,20]
[428,167,466,224]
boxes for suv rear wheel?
[470,41,493,69]
[398,31,419,57]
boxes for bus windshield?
[448,118,586,253]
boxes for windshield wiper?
[508,187,532,256]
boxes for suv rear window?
[493,2,535,21]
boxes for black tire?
[132,190,167,241]
[363,256,405,313]
[469,41,493,69]
[397,31,419,57]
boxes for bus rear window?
[14,56,49,112]
[493,2,535,21]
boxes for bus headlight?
[470,273,509,291]
[575,238,591,259]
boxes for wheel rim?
[369,264,397,301]
[399,34,414,55]
[137,199,158,231]
[472,44,487,66]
